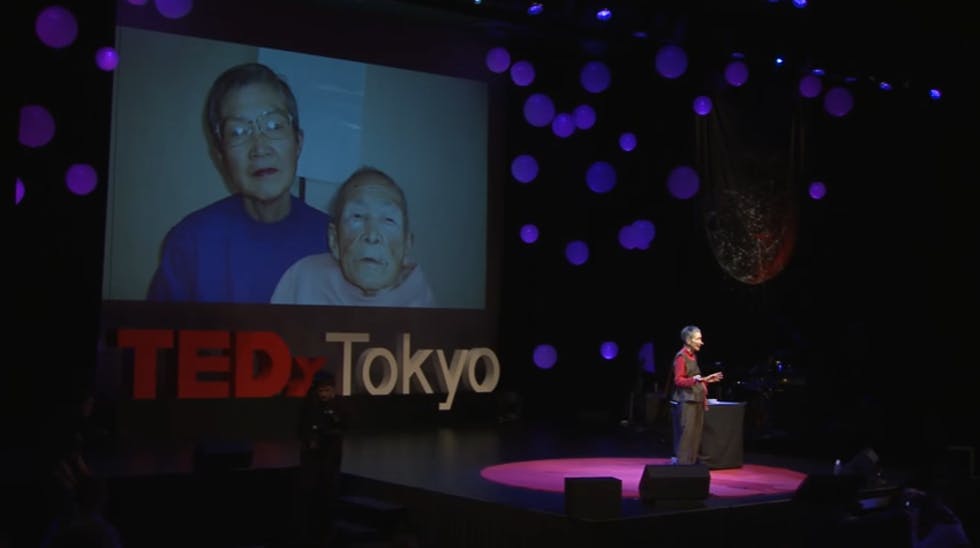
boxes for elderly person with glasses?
[148,62,330,303]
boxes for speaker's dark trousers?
[671,401,704,465]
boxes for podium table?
[701,401,746,469]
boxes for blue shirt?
[147,195,329,303]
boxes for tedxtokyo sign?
[117,330,500,411]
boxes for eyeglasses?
[218,110,294,147]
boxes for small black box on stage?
[564,476,622,520]
[639,464,710,503]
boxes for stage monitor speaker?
[793,473,863,506]
[639,464,710,503]
[564,476,622,520]
[193,440,254,473]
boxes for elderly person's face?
[329,175,411,294]
[216,82,302,206]
[687,331,704,352]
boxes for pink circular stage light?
[481,458,807,498]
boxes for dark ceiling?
[294,0,970,85]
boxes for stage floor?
[6,419,915,548]
[84,419,834,517]
[350,420,850,515]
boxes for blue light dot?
[551,113,575,138]
[565,240,589,265]
[35,6,78,49]
[600,341,619,360]
[66,163,98,195]
[808,181,827,200]
[523,92,555,127]
[573,104,596,129]
[510,60,536,87]
[693,95,713,116]
[655,44,688,79]
[520,224,539,243]
[585,161,616,194]
[95,47,119,71]
[667,165,700,199]
[619,132,637,152]
[485,47,511,73]
[154,0,194,19]
[511,154,539,183]
[580,60,611,94]
[533,344,558,369]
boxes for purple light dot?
[639,342,655,373]
[551,113,575,138]
[618,225,639,250]
[95,47,119,71]
[523,93,555,128]
[520,224,540,244]
[799,74,823,98]
[16,178,26,205]
[533,344,558,369]
[600,341,619,360]
[724,60,749,87]
[693,95,713,116]
[618,219,656,250]
[36,6,78,49]
[66,163,98,196]
[580,60,611,93]
[599,341,619,360]
[510,60,536,87]
[154,0,194,19]
[511,154,539,183]
[619,132,637,152]
[19,105,56,148]
[585,161,616,194]
[823,86,854,117]
[634,219,656,247]
[667,165,700,199]
[573,104,596,129]
[809,181,827,200]
[485,47,511,73]
[127,0,149,4]
[565,240,589,266]
[655,44,688,79]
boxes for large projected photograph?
[103,26,488,309]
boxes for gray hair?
[680,325,701,343]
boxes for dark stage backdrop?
[491,5,979,463]
[10,0,978,461]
